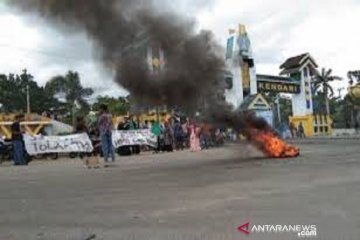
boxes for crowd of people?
[114,111,226,155]
[146,119,223,153]
[3,104,227,166]
[289,122,306,138]
[90,104,227,164]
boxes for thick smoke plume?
[9,0,279,145]
[9,0,300,158]
[9,0,224,112]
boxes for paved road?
[0,139,359,240]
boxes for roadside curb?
[287,137,360,144]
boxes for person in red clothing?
[189,121,201,152]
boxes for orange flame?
[250,129,299,158]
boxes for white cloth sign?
[112,130,157,148]
[24,133,93,155]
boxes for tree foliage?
[92,96,130,115]
[313,68,342,115]
[45,71,94,110]
[0,70,60,113]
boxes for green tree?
[279,96,292,123]
[45,71,93,108]
[0,70,59,113]
[313,68,342,115]
[45,71,94,124]
[92,96,130,115]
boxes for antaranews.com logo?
[238,222,317,238]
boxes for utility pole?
[26,85,30,114]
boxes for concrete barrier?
[332,129,358,137]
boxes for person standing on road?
[75,116,88,134]
[298,122,306,138]
[181,119,189,148]
[163,121,174,152]
[97,104,115,166]
[173,120,184,151]
[200,121,211,150]
[11,114,26,165]
[290,122,297,138]
[190,121,201,152]
[129,116,140,155]
[151,120,161,153]
[117,119,132,156]
[75,116,90,159]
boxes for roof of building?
[238,94,271,111]
[279,53,318,70]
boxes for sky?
[0,0,360,99]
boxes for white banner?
[24,133,93,155]
[112,129,157,148]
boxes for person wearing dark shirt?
[75,116,88,133]
[117,120,132,156]
[11,114,26,165]
[75,116,90,158]
[173,120,184,151]
[200,122,211,150]
[130,117,141,155]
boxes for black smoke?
[9,0,224,113]
[8,0,276,139]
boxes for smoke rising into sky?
[9,0,225,112]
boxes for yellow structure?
[0,114,52,139]
[113,110,172,127]
[289,114,333,137]
[280,53,335,137]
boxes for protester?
[190,122,201,152]
[214,128,224,146]
[173,120,184,151]
[159,122,166,151]
[75,116,88,134]
[147,120,152,129]
[200,121,211,150]
[142,120,151,129]
[11,114,26,165]
[129,116,140,155]
[117,119,132,156]
[290,122,297,138]
[97,104,115,166]
[181,119,189,148]
[163,121,174,152]
[74,116,92,159]
[151,120,161,153]
[297,122,306,138]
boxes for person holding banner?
[11,114,26,165]
[117,120,132,156]
[163,121,174,152]
[98,104,115,166]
